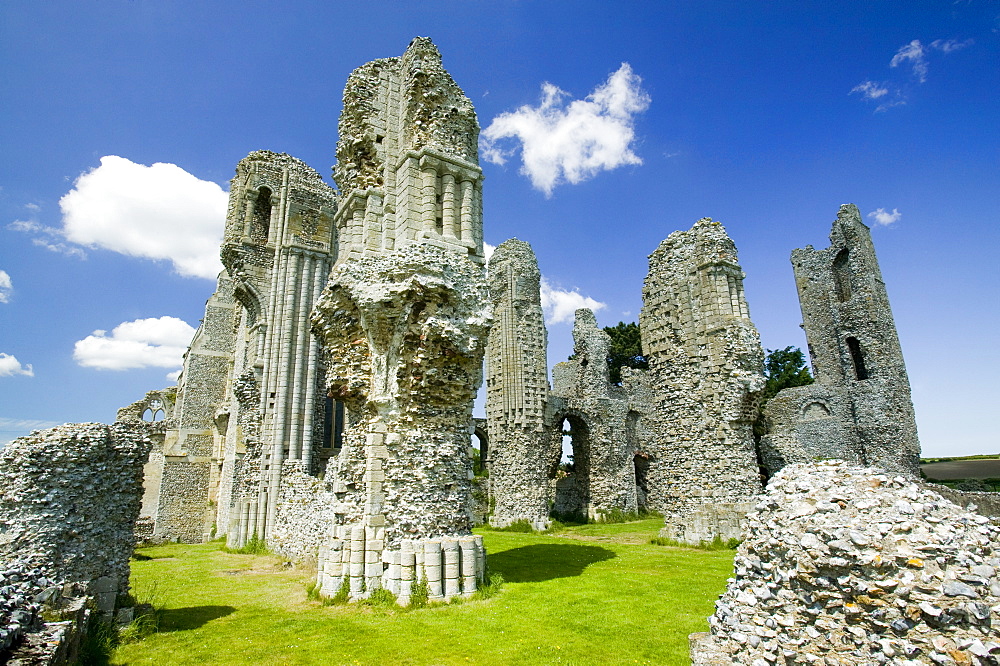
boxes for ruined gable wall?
[547,308,650,520]
[639,218,765,540]
[485,239,555,528]
[0,422,152,611]
[766,204,920,477]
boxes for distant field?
[921,458,1000,480]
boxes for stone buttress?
[639,218,765,543]
[311,37,490,603]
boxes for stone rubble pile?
[696,461,1000,665]
[0,562,44,654]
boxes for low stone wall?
[269,464,333,561]
[925,482,1000,520]
[694,461,1000,665]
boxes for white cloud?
[483,242,496,263]
[481,63,650,196]
[166,369,182,382]
[0,270,11,303]
[930,38,973,54]
[59,156,227,279]
[851,80,889,100]
[73,316,195,372]
[540,277,606,325]
[0,353,34,377]
[8,215,87,259]
[890,39,929,82]
[867,207,902,226]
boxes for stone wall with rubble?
[0,422,151,617]
[267,463,334,561]
[763,204,921,479]
[639,218,765,541]
[692,461,1000,665]
[485,239,556,528]
[547,308,652,520]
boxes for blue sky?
[1,1,997,457]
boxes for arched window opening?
[551,415,591,522]
[251,187,273,244]
[470,428,489,477]
[832,248,852,302]
[634,453,650,512]
[846,336,869,380]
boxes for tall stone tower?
[640,218,765,542]
[221,151,338,545]
[332,37,484,263]
[312,38,490,603]
[485,239,553,528]
[760,204,920,476]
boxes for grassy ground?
[920,457,1000,481]
[113,518,734,665]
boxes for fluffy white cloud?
[890,39,928,82]
[73,316,196,372]
[0,270,11,303]
[867,207,902,226]
[483,242,496,263]
[59,156,227,279]
[481,63,650,196]
[540,277,606,325]
[0,353,34,377]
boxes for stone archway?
[549,411,592,521]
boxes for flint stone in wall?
[693,461,1000,665]
[0,420,151,657]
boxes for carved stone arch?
[234,281,265,328]
[801,400,832,420]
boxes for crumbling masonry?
[760,204,921,478]
[122,38,925,567]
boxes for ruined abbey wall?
[761,204,921,478]
[639,218,766,541]
[0,422,151,613]
[548,309,651,520]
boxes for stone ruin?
[760,204,922,478]
[5,39,975,638]
[0,421,152,663]
[120,39,937,558]
[692,461,1000,665]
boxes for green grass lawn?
[113,519,734,665]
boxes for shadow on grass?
[488,544,616,582]
[159,605,236,632]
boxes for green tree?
[754,346,814,440]
[603,322,648,384]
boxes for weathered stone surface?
[486,239,555,528]
[761,204,921,478]
[548,309,652,520]
[639,218,765,542]
[312,242,491,602]
[693,461,1000,665]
